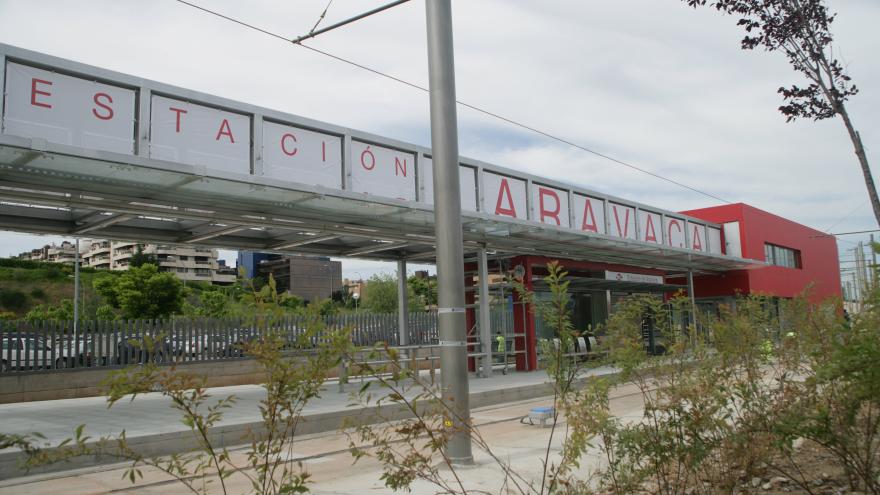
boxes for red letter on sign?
[612,205,630,238]
[581,199,598,232]
[169,107,187,132]
[281,133,298,156]
[495,179,518,218]
[538,188,560,225]
[216,119,235,143]
[92,93,114,120]
[31,78,53,108]
[692,225,703,251]
[644,215,658,243]
[668,220,683,247]
[395,157,407,177]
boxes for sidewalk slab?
[0,366,617,480]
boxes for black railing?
[0,312,438,373]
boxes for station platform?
[0,365,617,480]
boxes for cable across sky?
[174,0,732,204]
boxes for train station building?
[0,43,841,374]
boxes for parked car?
[170,332,246,359]
[115,334,174,365]
[54,336,95,368]
[1,334,54,371]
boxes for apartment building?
[66,240,236,285]
[21,241,78,264]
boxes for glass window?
[764,243,801,269]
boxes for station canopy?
[0,43,755,274]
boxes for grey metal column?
[397,258,409,347]
[74,238,80,337]
[687,270,697,329]
[478,247,492,378]
[425,0,473,464]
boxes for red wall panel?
[683,203,841,303]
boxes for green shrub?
[30,288,46,299]
[0,289,27,310]
[24,300,74,322]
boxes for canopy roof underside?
[0,137,757,273]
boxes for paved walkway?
[0,383,647,495]
[0,365,618,480]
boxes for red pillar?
[511,256,537,371]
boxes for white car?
[1,335,54,371]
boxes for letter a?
[495,179,518,218]
[216,119,235,143]
[644,215,657,243]
[581,199,598,232]
[692,226,703,251]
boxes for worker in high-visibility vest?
[495,331,506,364]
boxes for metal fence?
[0,311,438,374]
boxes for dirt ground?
[729,441,861,495]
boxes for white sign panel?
[420,158,478,211]
[638,210,662,244]
[150,95,250,174]
[723,222,742,257]
[707,226,723,255]
[690,223,707,252]
[608,203,637,240]
[665,216,687,248]
[531,184,570,228]
[483,172,528,220]
[350,140,416,201]
[261,121,342,189]
[0,49,733,261]
[2,62,136,154]
[605,271,664,285]
[572,194,605,234]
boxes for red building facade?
[470,203,842,372]
[683,203,841,304]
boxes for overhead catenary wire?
[812,228,880,238]
[294,0,410,45]
[173,0,733,205]
[823,200,868,233]
[305,0,335,38]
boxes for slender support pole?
[397,258,409,347]
[687,269,697,330]
[477,247,492,378]
[74,239,80,338]
[478,247,492,377]
[425,0,473,464]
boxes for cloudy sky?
[0,0,877,279]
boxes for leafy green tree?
[194,290,231,318]
[280,293,304,311]
[93,264,184,319]
[128,245,156,268]
[684,0,879,226]
[311,297,338,316]
[407,274,437,308]
[25,299,74,321]
[95,304,117,321]
[362,274,421,313]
